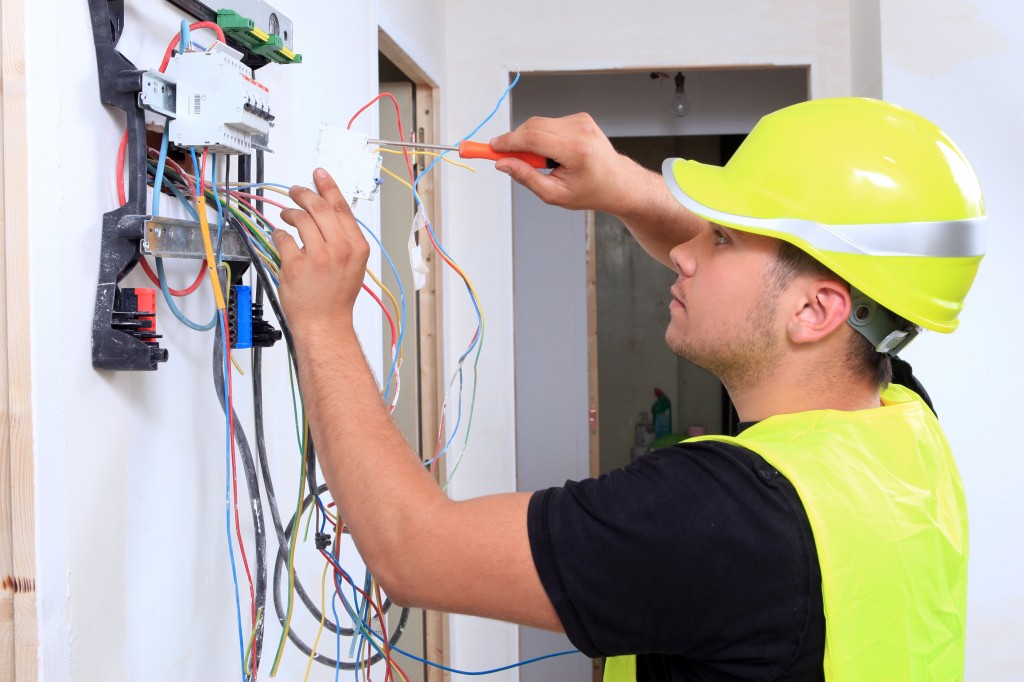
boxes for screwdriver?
[368,139,558,169]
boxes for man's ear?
[786,279,851,345]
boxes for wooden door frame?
[1,0,38,679]
[377,29,449,682]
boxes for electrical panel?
[165,43,274,154]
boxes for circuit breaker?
[314,126,383,203]
[165,42,274,154]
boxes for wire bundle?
[120,25,576,680]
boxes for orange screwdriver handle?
[458,141,555,169]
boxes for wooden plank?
[378,31,439,88]
[0,0,38,679]
[378,30,448,679]
[412,82,451,682]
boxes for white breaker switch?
[314,127,383,204]
[165,42,273,154]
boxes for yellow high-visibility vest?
[605,384,968,681]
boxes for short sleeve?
[527,441,818,673]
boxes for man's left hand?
[273,168,369,337]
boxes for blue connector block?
[231,285,253,349]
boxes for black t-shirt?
[527,440,826,682]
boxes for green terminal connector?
[216,9,303,64]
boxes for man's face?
[665,222,785,389]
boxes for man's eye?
[713,230,728,245]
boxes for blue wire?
[220,313,248,682]
[354,218,405,402]
[322,547,578,678]
[179,19,190,52]
[406,74,521,458]
[151,130,217,331]
[231,182,293,193]
[332,592,342,682]
[365,628,579,676]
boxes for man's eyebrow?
[711,222,739,238]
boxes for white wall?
[879,1,1024,678]
[26,0,442,679]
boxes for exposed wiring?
[219,308,249,682]
[152,130,217,331]
[374,147,477,173]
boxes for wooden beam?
[412,81,451,682]
[0,0,38,678]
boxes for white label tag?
[409,205,431,291]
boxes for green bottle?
[651,388,672,440]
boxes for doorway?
[377,40,446,682]
[511,66,808,682]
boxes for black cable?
[270,483,409,669]
[236,204,409,669]
[212,313,268,681]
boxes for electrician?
[272,97,984,681]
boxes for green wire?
[270,421,308,675]
[287,356,304,454]
[243,606,264,675]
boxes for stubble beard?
[665,284,781,393]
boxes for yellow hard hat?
[663,97,986,335]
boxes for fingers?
[311,168,355,219]
[279,205,323,252]
[496,157,569,206]
[491,127,574,165]
[288,184,340,244]
[272,227,301,261]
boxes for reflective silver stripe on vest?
[662,160,987,258]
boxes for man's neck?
[727,356,883,423]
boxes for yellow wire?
[302,563,331,682]
[379,166,415,192]
[230,352,245,375]
[196,193,227,311]
[271,418,309,676]
[373,147,477,173]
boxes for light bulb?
[672,72,691,118]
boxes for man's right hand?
[490,112,706,269]
[490,113,649,216]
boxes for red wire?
[321,546,410,682]
[159,21,226,71]
[374,582,394,682]
[361,283,397,352]
[116,22,226,295]
[230,190,290,211]
[347,92,415,182]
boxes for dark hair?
[772,241,893,387]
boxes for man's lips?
[670,287,686,308]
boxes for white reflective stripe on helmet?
[663,162,987,258]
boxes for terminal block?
[217,9,302,64]
[165,42,274,154]
[228,285,253,349]
[228,285,282,349]
[103,287,169,368]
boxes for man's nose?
[669,240,698,278]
